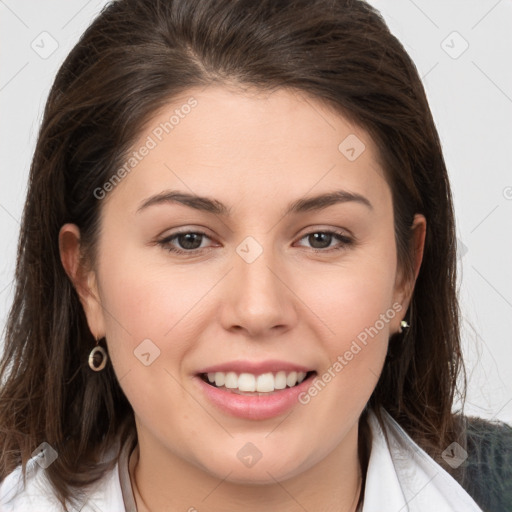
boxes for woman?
[0,0,510,510]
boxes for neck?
[128,421,363,512]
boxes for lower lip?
[194,373,316,420]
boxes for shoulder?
[371,409,485,511]
[456,415,512,512]
[0,462,61,511]
[0,459,125,512]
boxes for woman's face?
[64,85,425,485]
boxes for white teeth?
[256,373,274,392]
[204,370,308,392]
[238,373,256,392]
[274,371,287,389]
[286,371,298,387]
[224,371,238,389]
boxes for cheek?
[296,247,398,342]
[296,273,395,424]
[293,243,397,400]
[95,256,204,423]
[92,239,202,382]
[96,237,210,336]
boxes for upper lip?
[196,359,314,376]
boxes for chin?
[197,449,311,485]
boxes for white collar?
[363,409,483,511]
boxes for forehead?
[102,85,390,217]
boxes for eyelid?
[295,224,353,241]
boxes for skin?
[59,85,426,512]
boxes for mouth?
[194,368,318,420]
[197,370,317,396]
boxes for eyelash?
[157,229,353,255]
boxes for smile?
[199,370,315,394]
[194,370,318,420]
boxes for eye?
[157,229,354,255]
[158,230,213,254]
[295,230,353,253]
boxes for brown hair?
[0,0,466,508]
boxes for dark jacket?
[455,416,512,512]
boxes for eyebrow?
[136,189,373,216]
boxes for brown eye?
[296,230,353,252]
[158,231,212,254]
[308,232,333,249]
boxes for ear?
[392,213,426,331]
[58,223,106,339]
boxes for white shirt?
[0,409,484,511]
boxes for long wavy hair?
[0,0,466,509]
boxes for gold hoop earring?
[88,338,108,371]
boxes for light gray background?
[1,0,511,423]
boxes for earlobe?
[58,223,105,338]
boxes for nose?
[219,241,298,338]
